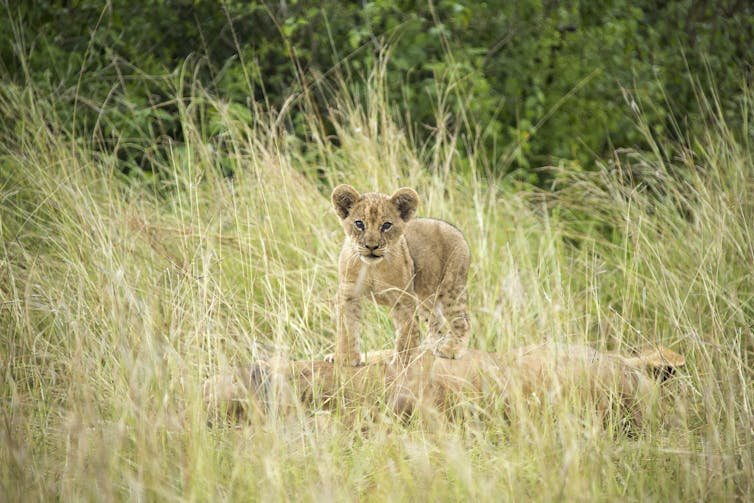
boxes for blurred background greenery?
[2,1,752,182]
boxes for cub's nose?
[365,243,379,251]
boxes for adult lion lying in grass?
[204,344,684,432]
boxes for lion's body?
[203,345,685,430]
[331,185,470,365]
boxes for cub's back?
[404,218,470,298]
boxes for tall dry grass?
[1,62,753,500]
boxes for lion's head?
[331,184,419,264]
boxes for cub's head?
[331,184,419,265]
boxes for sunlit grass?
[1,63,752,500]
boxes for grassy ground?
[1,68,753,501]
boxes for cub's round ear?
[390,187,419,221]
[331,184,360,220]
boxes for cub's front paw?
[434,339,466,360]
[324,352,364,366]
[390,349,421,367]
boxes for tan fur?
[497,344,685,429]
[203,344,685,430]
[330,184,471,365]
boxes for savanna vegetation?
[1,1,753,500]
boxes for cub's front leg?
[391,296,421,366]
[334,288,363,366]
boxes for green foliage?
[2,1,752,180]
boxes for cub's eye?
[381,222,393,232]
[354,220,365,231]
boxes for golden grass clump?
[1,69,753,500]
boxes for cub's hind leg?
[423,299,445,352]
[432,290,469,359]
[433,253,470,360]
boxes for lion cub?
[330,184,470,366]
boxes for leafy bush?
[2,0,752,180]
